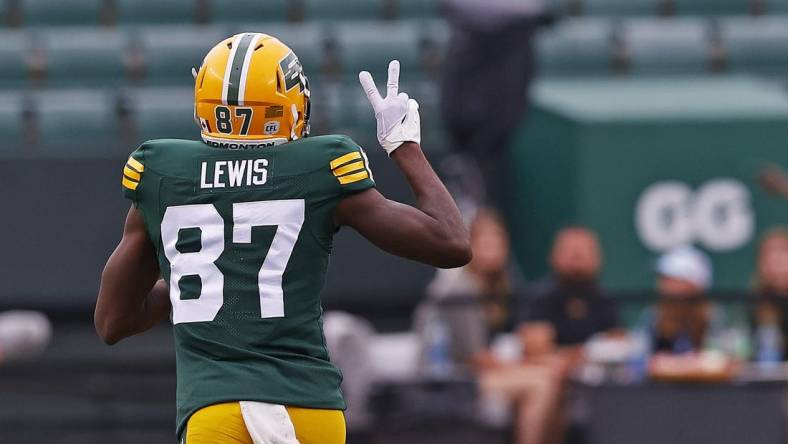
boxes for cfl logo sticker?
[635,178,754,252]
[264,121,280,135]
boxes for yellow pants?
[185,401,346,444]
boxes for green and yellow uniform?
[121,135,374,442]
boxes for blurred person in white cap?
[0,310,51,364]
[650,245,716,354]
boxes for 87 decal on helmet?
[194,33,311,150]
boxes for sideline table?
[574,379,787,444]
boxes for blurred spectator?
[759,164,788,199]
[0,311,51,364]
[440,0,541,206]
[754,227,788,297]
[649,246,717,354]
[416,208,521,366]
[751,227,788,361]
[519,226,619,346]
[475,227,618,444]
[323,311,377,430]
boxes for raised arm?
[95,206,171,345]
[336,143,470,268]
[335,60,471,269]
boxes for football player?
[95,33,470,444]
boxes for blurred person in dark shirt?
[519,226,619,346]
[475,227,618,444]
[649,246,716,354]
[751,227,788,360]
[416,209,569,444]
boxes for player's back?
[121,135,375,437]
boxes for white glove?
[359,60,421,155]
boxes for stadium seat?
[0,92,25,152]
[302,0,385,21]
[622,19,710,74]
[309,81,349,133]
[0,31,29,86]
[766,0,788,12]
[125,87,197,142]
[535,19,615,76]
[137,26,227,84]
[20,0,102,26]
[314,82,378,145]
[582,0,659,16]
[300,76,328,133]
[672,0,751,15]
[543,0,568,15]
[335,83,373,133]
[210,0,289,23]
[33,90,120,155]
[720,17,788,75]
[335,22,423,79]
[40,28,128,86]
[396,0,440,19]
[115,0,196,24]
[402,79,444,146]
[232,23,327,76]
[421,20,450,78]
[423,19,450,52]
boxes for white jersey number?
[161,199,305,324]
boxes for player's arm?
[336,143,471,268]
[95,206,171,345]
[336,60,471,269]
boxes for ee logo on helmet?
[635,178,754,252]
[279,52,307,93]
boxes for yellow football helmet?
[194,33,310,149]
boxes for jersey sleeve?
[121,146,146,203]
[326,136,376,195]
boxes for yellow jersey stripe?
[123,166,141,181]
[337,171,369,185]
[122,176,139,190]
[332,161,366,177]
[127,156,144,172]
[330,151,361,170]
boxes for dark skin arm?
[335,142,471,268]
[94,206,171,345]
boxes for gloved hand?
[358,60,421,155]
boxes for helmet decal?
[222,33,262,107]
[221,34,244,106]
[237,34,263,106]
[279,52,306,93]
[197,33,310,146]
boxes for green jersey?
[120,135,375,438]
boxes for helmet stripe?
[225,33,255,107]
[221,34,245,106]
[238,33,262,107]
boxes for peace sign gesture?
[359,60,421,155]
